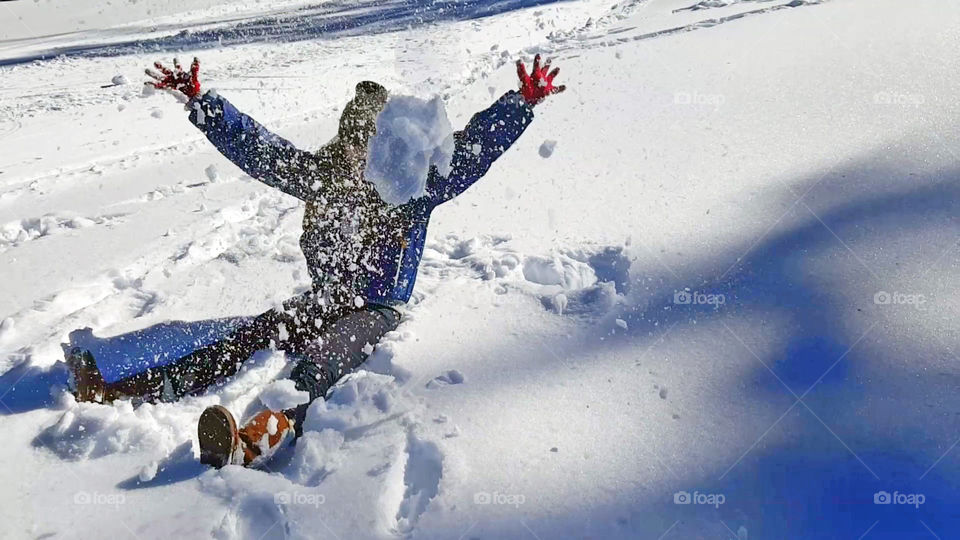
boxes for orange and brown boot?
[198,405,295,468]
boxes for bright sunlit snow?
[1,0,958,539]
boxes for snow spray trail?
[0,0,572,66]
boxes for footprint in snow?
[426,369,464,389]
[393,433,443,534]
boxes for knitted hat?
[338,81,389,149]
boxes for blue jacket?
[188,90,534,309]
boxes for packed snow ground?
[2,0,959,538]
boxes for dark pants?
[108,293,401,421]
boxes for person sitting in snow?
[66,56,565,468]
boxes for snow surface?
[2,0,960,538]
[365,95,455,205]
[258,379,310,412]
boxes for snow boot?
[65,348,165,404]
[66,348,115,404]
[198,405,295,468]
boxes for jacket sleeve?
[188,92,323,201]
[427,91,534,206]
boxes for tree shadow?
[5,145,957,534]
[418,437,960,538]
[589,160,960,535]
[429,152,960,537]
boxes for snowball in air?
[365,95,455,205]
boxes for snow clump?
[365,95,455,205]
[258,379,310,411]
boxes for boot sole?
[198,405,239,468]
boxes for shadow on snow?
[2,147,958,535]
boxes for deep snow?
[2,0,960,539]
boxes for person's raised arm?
[146,58,327,201]
[427,55,565,206]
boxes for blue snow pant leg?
[286,304,401,435]
[107,294,400,409]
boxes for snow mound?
[301,371,398,433]
[522,253,598,289]
[365,95,455,205]
[286,429,346,484]
[37,399,188,460]
[0,318,15,342]
[258,379,310,411]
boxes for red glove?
[146,58,202,99]
[516,54,565,106]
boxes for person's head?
[338,81,388,156]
